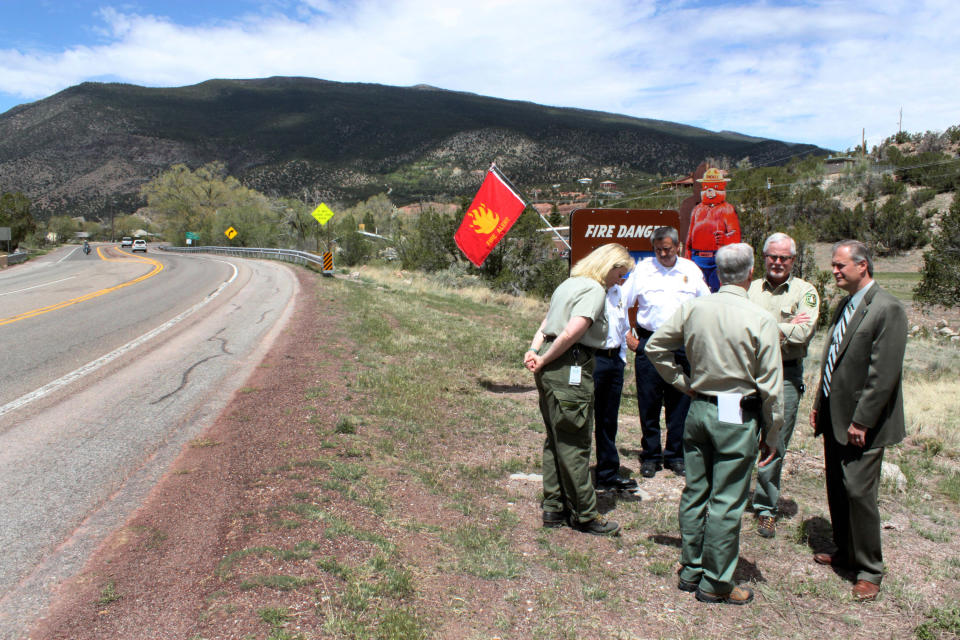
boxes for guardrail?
[159,245,328,268]
[0,251,29,267]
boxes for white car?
[121,236,133,247]
[132,239,147,252]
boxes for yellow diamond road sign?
[311,203,335,226]
[224,226,238,239]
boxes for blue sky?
[1,0,957,152]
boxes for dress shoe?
[695,585,754,605]
[596,477,639,492]
[813,552,838,566]
[542,510,568,528]
[756,515,776,538]
[677,578,699,593]
[571,517,621,536]
[665,459,685,477]
[852,580,880,601]
[640,460,660,478]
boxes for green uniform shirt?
[747,275,820,362]
[542,276,607,347]
[645,285,784,442]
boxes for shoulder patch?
[803,291,818,308]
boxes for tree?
[915,192,960,308]
[46,216,77,244]
[0,191,36,250]
[140,162,275,245]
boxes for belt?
[783,359,802,367]
[543,336,596,356]
[696,393,762,411]
[693,250,715,257]
[595,347,621,359]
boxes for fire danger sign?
[569,209,685,267]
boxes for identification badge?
[568,365,582,386]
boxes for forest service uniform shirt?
[645,285,784,443]
[542,276,607,348]
[621,256,710,332]
[747,275,820,362]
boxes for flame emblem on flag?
[468,203,500,235]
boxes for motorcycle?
[83,243,91,255]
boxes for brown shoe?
[695,585,754,605]
[813,552,837,566]
[756,515,775,538]
[852,580,880,601]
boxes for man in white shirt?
[593,279,638,491]
[623,226,710,478]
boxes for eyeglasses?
[764,254,794,262]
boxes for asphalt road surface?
[0,244,299,639]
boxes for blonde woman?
[524,243,634,535]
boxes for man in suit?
[810,239,907,602]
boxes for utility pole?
[862,128,866,157]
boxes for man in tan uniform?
[646,243,783,605]
[747,232,819,538]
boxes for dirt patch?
[28,269,357,639]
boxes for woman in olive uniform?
[524,243,634,536]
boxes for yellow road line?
[0,248,164,327]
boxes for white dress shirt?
[602,284,630,362]
[622,256,710,331]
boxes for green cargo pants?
[536,343,598,524]
[752,362,803,517]
[678,397,760,594]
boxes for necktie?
[822,301,855,397]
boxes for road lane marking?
[0,251,164,327]
[0,260,239,418]
[55,247,79,263]
[0,276,77,297]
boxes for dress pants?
[678,397,760,594]
[820,398,885,585]
[593,352,625,484]
[752,362,802,517]
[536,344,598,524]
[635,335,691,465]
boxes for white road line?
[0,276,76,297]
[55,247,79,264]
[0,260,239,418]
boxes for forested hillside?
[0,76,823,220]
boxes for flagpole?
[490,163,571,251]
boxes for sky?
[0,0,957,152]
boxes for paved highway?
[0,244,299,638]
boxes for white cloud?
[0,0,957,150]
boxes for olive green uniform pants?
[536,345,598,524]
[678,397,760,594]
[752,362,803,517]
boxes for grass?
[188,265,960,639]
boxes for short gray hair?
[716,243,754,284]
[652,226,679,245]
[833,239,873,277]
[763,232,796,256]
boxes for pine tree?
[915,193,960,308]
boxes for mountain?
[0,76,827,220]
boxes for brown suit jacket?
[813,283,907,448]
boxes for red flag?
[454,167,527,267]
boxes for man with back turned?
[646,242,783,605]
